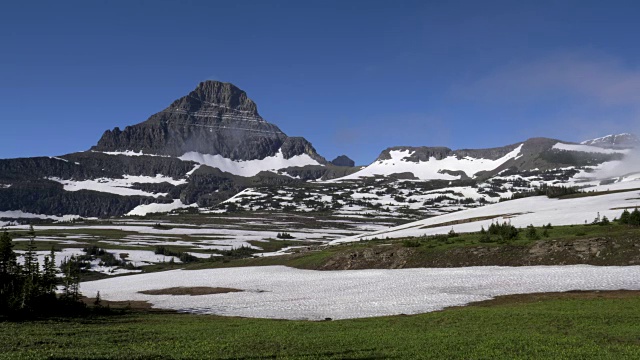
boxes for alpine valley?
[2,79,640,325]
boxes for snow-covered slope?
[581,133,639,149]
[338,145,523,181]
[179,149,322,177]
[332,179,640,244]
[552,142,628,154]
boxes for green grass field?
[1,292,639,359]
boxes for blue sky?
[1,0,640,164]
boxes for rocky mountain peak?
[331,155,355,167]
[91,81,296,160]
[177,81,260,117]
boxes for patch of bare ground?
[139,287,243,296]
[454,290,640,309]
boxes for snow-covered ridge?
[338,144,523,181]
[179,149,322,177]
[48,175,187,197]
[581,133,633,145]
[552,143,628,154]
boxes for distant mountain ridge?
[340,137,626,181]
[0,80,636,219]
[580,133,639,149]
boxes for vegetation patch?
[2,291,640,359]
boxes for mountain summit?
[92,81,323,162]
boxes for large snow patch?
[80,265,640,320]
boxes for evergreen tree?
[61,255,81,302]
[620,209,631,225]
[630,208,640,226]
[526,224,539,240]
[42,249,57,293]
[0,231,16,276]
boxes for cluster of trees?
[502,184,581,202]
[154,246,198,263]
[276,232,294,239]
[619,208,640,226]
[480,222,520,243]
[0,227,82,317]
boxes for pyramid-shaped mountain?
[93,81,325,163]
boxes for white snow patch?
[48,175,187,197]
[0,210,82,222]
[97,150,171,157]
[552,143,627,154]
[179,149,321,177]
[126,199,197,216]
[338,145,523,181]
[80,265,640,320]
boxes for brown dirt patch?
[139,287,243,296]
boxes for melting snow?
[127,199,197,216]
[48,175,187,197]
[97,150,171,157]
[178,149,321,177]
[0,210,82,222]
[552,143,627,154]
[333,181,640,243]
[338,145,523,181]
[80,265,640,320]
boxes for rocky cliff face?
[92,81,322,161]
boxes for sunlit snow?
[178,149,321,177]
[80,265,640,320]
[127,199,197,216]
[338,145,523,181]
[552,142,628,154]
[333,181,640,243]
[48,175,187,197]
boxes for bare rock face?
[330,155,355,167]
[92,81,321,161]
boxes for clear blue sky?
[2,0,640,164]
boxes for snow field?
[80,265,640,320]
[333,186,640,243]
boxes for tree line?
[0,226,83,317]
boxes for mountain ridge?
[0,80,636,219]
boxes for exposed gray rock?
[330,155,355,167]
[92,81,323,161]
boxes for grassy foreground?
[1,292,640,359]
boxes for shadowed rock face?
[92,81,321,161]
[331,155,355,167]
